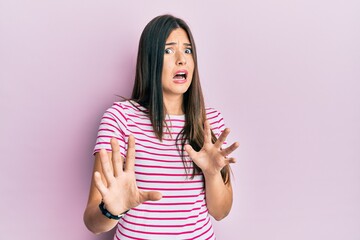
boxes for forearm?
[204,171,233,221]
[83,202,119,234]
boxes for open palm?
[185,120,239,176]
[94,135,162,215]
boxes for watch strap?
[99,200,128,220]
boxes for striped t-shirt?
[94,101,226,240]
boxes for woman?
[84,14,239,239]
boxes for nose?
[176,51,186,66]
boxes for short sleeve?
[206,108,227,146]
[93,103,128,158]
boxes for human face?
[161,28,194,99]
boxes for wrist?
[203,170,222,180]
[99,200,128,220]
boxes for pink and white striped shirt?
[94,101,226,240]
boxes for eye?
[164,48,174,54]
[184,48,192,54]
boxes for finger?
[124,135,136,172]
[225,157,236,164]
[203,120,212,144]
[110,138,123,177]
[94,171,108,197]
[139,190,162,202]
[99,148,115,183]
[184,144,197,160]
[221,142,240,156]
[215,128,230,148]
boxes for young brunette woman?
[84,14,239,240]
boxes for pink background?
[1,0,359,239]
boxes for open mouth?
[173,71,188,80]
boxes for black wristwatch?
[99,200,128,220]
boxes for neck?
[163,94,184,115]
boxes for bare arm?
[185,121,239,220]
[203,171,233,220]
[83,136,162,234]
[83,151,121,234]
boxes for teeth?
[175,73,186,78]
[174,72,187,80]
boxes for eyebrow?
[165,42,192,46]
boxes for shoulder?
[205,107,224,123]
[105,100,147,120]
[205,107,226,132]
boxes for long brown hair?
[131,15,230,184]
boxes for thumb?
[140,190,162,202]
[184,144,197,160]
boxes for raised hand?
[94,135,162,215]
[184,120,239,176]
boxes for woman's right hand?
[94,135,162,216]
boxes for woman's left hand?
[184,120,239,176]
